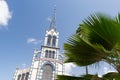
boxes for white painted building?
[13,8,64,80]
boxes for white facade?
[13,8,64,80]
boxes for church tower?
[13,7,64,80]
[28,7,64,80]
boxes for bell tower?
[44,7,58,48]
[28,7,64,80]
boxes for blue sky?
[1,0,120,80]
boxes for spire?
[49,6,56,30]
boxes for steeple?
[49,6,56,30]
[13,7,64,80]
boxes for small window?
[52,51,55,59]
[45,50,48,58]
[47,35,52,46]
[49,51,52,58]
[17,74,21,80]
[21,73,25,80]
[25,72,29,80]
[52,36,56,47]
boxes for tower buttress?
[13,66,19,80]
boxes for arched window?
[21,73,25,80]
[25,72,29,80]
[42,64,53,80]
[52,51,55,59]
[49,50,52,58]
[47,35,52,46]
[52,36,56,47]
[45,50,48,58]
[17,74,21,80]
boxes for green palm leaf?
[83,14,120,50]
[64,34,109,66]
[57,75,84,80]
[59,13,120,80]
[102,72,120,80]
[57,74,104,80]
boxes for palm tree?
[57,74,103,80]
[76,24,89,75]
[57,13,120,80]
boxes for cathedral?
[13,8,64,80]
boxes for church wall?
[30,69,37,80]
[30,61,39,80]
[57,63,64,75]
[14,68,30,80]
[57,63,63,71]
[33,61,39,68]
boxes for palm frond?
[102,72,120,80]
[64,34,109,66]
[83,14,120,50]
[57,75,84,80]
[116,13,120,24]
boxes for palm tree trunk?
[86,66,88,74]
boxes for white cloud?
[64,63,77,75]
[103,67,116,74]
[27,38,42,45]
[47,17,52,22]
[0,0,12,27]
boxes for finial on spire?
[49,6,56,30]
